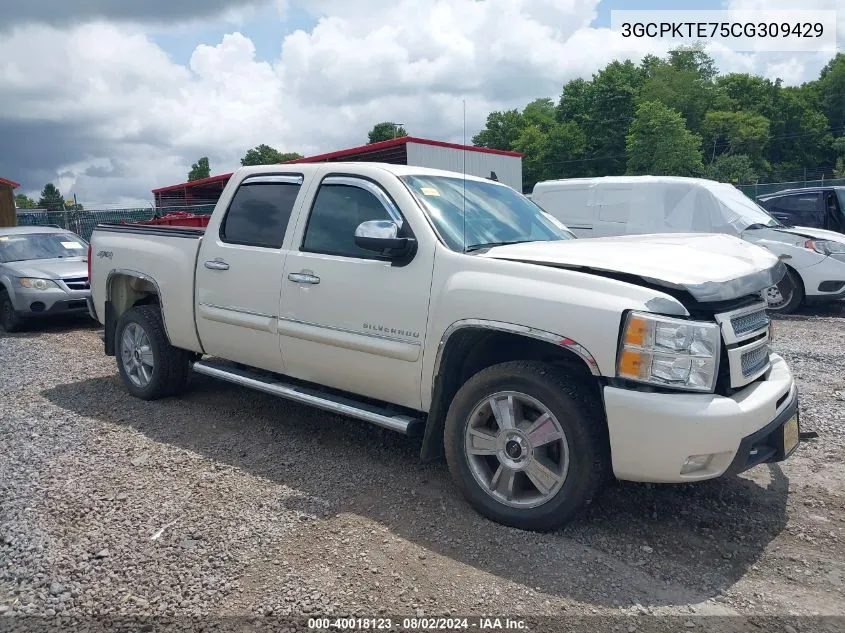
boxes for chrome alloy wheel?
[120,322,155,388]
[463,391,570,509]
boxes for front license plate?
[783,413,799,455]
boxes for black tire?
[444,361,609,531]
[115,305,190,400]
[0,289,25,333]
[764,268,804,315]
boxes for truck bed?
[89,222,205,353]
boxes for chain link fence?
[15,205,216,242]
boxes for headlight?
[19,278,59,291]
[805,239,845,256]
[617,312,721,392]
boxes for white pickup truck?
[88,163,800,531]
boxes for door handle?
[288,272,320,285]
[204,259,229,271]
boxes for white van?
[531,176,845,314]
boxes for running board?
[192,360,425,436]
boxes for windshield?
[715,185,784,230]
[0,233,87,263]
[401,175,575,252]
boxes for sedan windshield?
[0,233,87,263]
[401,175,575,252]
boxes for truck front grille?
[731,310,769,337]
[715,301,771,391]
[741,344,770,377]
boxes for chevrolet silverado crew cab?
[88,163,800,531]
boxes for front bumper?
[12,286,91,317]
[603,354,798,483]
[798,257,845,302]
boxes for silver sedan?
[0,226,91,332]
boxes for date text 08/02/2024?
[307,617,528,630]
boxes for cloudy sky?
[1,0,841,207]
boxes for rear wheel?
[0,289,24,333]
[444,361,608,531]
[764,268,804,315]
[115,305,190,400]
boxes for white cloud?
[0,0,839,205]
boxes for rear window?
[220,179,302,248]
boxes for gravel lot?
[1,306,844,631]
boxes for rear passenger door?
[195,173,307,373]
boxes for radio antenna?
[462,98,467,253]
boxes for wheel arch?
[104,269,169,355]
[420,320,603,463]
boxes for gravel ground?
[1,306,844,632]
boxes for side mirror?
[354,220,415,258]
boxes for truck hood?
[2,257,88,280]
[479,233,785,303]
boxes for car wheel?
[0,289,24,333]
[444,361,609,531]
[115,304,190,400]
[764,268,804,315]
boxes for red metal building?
[152,136,524,208]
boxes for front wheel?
[444,361,609,531]
[0,289,24,333]
[764,268,804,315]
[115,305,190,400]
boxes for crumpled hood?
[479,233,785,303]
[770,225,845,243]
[3,257,88,280]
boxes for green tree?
[702,110,770,159]
[472,110,524,150]
[834,157,845,178]
[512,121,586,189]
[638,60,728,135]
[188,157,210,182]
[626,101,704,176]
[241,144,303,166]
[582,59,645,176]
[668,46,718,82]
[817,53,845,131]
[522,98,556,132]
[14,194,37,209]
[367,122,408,144]
[556,78,589,125]
[38,183,64,211]
[704,154,758,184]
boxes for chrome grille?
[730,310,769,337]
[63,276,90,290]
[715,300,772,390]
[741,344,770,377]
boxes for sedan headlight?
[19,278,59,291]
[805,239,845,256]
[617,312,721,392]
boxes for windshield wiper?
[464,239,536,253]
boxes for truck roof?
[232,162,508,187]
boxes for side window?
[302,181,397,258]
[220,178,302,248]
[765,193,823,227]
